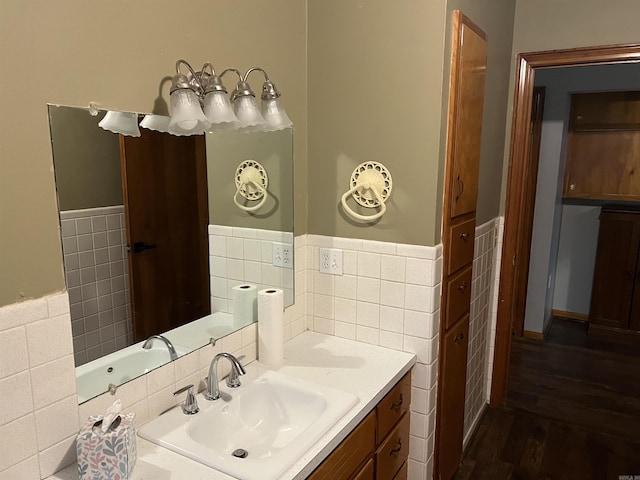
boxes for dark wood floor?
[454,317,640,480]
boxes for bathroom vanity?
[47,332,416,480]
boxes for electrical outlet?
[319,248,343,275]
[273,243,293,269]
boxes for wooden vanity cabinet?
[589,207,640,339]
[308,371,411,480]
[564,91,640,201]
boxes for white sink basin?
[138,364,358,480]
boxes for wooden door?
[589,209,640,331]
[512,87,546,336]
[120,130,210,342]
[437,318,470,480]
[447,13,487,219]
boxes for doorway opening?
[491,43,640,406]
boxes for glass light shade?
[139,114,171,134]
[261,98,293,131]
[169,89,211,135]
[98,111,141,137]
[203,91,238,125]
[233,96,267,130]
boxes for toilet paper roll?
[232,284,258,325]
[257,288,284,367]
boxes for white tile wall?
[0,238,308,479]
[304,235,442,480]
[208,225,295,314]
[485,216,504,402]
[462,218,500,447]
[0,293,78,479]
[302,223,502,480]
[60,206,132,366]
[1,224,502,479]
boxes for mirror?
[48,105,294,403]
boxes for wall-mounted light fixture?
[168,59,292,135]
[96,59,291,137]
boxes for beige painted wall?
[307,0,516,246]
[0,0,307,307]
[499,0,640,210]
[307,0,448,246]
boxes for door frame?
[511,86,545,337]
[490,43,640,406]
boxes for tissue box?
[76,413,137,480]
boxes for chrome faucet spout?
[205,352,246,401]
[142,335,178,361]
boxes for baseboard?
[552,309,589,322]
[523,330,544,340]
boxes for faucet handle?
[227,366,242,388]
[226,354,246,388]
[174,384,199,415]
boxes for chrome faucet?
[142,335,178,361]
[204,352,246,400]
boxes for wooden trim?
[523,330,544,341]
[512,87,546,337]
[552,309,589,322]
[491,42,640,408]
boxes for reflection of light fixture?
[139,114,171,133]
[98,111,141,137]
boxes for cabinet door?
[564,130,640,200]
[589,210,640,330]
[437,317,469,480]
[570,91,640,131]
[353,459,374,480]
[447,14,487,219]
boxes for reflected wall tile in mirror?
[208,226,294,314]
[60,207,132,366]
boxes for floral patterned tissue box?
[76,413,137,480]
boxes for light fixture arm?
[174,59,206,94]
[220,68,243,82]
[243,67,270,82]
[244,67,280,100]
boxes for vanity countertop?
[48,331,416,480]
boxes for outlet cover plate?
[273,243,293,269]
[319,248,343,275]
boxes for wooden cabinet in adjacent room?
[564,91,640,201]
[589,207,640,337]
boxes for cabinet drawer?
[375,412,410,480]
[444,265,472,330]
[392,461,408,480]
[376,372,411,445]
[353,458,374,480]
[308,411,375,480]
[447,218,475,274]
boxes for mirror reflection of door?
[120,130,210,342]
